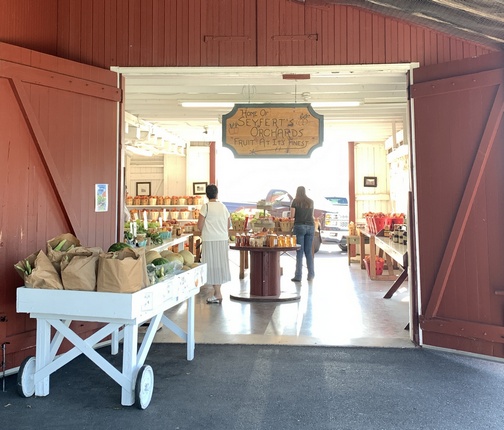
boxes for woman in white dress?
[197,184,231,304]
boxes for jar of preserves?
[277,235,285,247]
[268,233,278,247]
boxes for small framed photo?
[193,182,208,195]
[363,176,377,187]
[136,182,151,196]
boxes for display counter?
[15,264,206,409]
[229,245,300,302]
[148,232,194,253]
[358,229,408,298]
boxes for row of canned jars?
[235,233,297,248]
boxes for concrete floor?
[155,243,413,348]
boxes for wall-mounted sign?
[95,184,109,212]
[222,103,323,158]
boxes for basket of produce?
[372,216,390,234]
[363,255,385,276]
[232,219,246,231]
[159,230,172,240]
[136,233,147,247]
[279,218,294,232]
[231,211,248,231]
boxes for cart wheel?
[17,355,36,398]
[135,365,154,409]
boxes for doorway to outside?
[116,64,415,346]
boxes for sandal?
[206,296,223,304]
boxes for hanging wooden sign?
[222,103,323,158]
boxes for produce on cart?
[14,232,206,409]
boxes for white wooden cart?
[16,264,206,409]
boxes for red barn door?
[0,42,122,369]
[411,52,504,358]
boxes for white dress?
[200,202,231,285]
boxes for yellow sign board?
[222,103,323,157]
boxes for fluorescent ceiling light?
[181,101,361,108]
[181,102,235,108]
[311,101,361,107]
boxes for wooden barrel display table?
[229,245,300,302]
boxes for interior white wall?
[186,144,210,195]
[354,142,391,220]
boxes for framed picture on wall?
[363,176,377,187]
[136,182,151,196]
[193,182,207,195]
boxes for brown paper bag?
[14,250,64,290]
[97,247,148,293]
[47,233,82,273]
[60,247,102,291]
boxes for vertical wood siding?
[56,0,495,68]
[1,0,493,69]
[0,42,121,368]
[0,0,58,55]
[411,53,504,357]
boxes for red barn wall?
[0,0,58,55]
[0,0,496,70]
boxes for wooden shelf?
[127,205,201,209]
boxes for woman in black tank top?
[290,186,315,282]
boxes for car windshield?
[325,197,348,205]
[273,193,291,205]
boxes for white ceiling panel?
[114,64,416,149]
